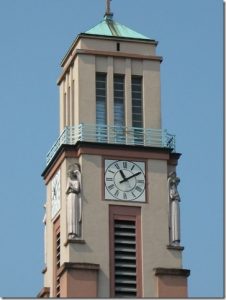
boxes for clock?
[51,169,61,219]
[105,159,146,202]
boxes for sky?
[0,0,223,297]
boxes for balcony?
[46,124,176,165]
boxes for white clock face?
[105,160,145,202]
[51,170,61,219]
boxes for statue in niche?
[43,203,47,265]
[66,163,82,239]
[168,171,181,245]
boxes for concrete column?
[59,263,100,297]
[73,58,79,126]
[154,268,190,298]
[143,60,161,129]
[77,55,96,124]
[59,82,65,133]
[65,72,70,126]
[69,67,74,126]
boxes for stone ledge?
[167,244,184,251]
[64,239,85,246]
[41,266,47,274]
[57,262,100,277]
[154,268,190,277]
[37,287,50,298]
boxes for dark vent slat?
[115,263,136,268]
[115,239,136,245]
[115,247,136,253]
[115,224,136,230]
[114,220,137,297]
[115,231,136,237]
[115,287,137,292]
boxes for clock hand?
[119,170,126,179]
[119,172,142,184]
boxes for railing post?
[65,127,70,144]
[46,124,176,166]
[79,123,84,141]
[162,129,166,147]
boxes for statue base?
[64,238,85,246]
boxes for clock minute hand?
[119,172,142,184]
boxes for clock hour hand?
[119,172,142,184]
[119,170,126,179]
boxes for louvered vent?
[114,220,137,298]
[56,231,61,297]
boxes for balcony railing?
[46,124,176,165]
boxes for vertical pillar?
[59,80,66,133]
[154,268,190,298]
[66,72,70,126]
[69,67,74,126]
[59,263,100,297]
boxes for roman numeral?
[108,184,114,190]
[137,180,144,184]
[131,165,135,171]
[114,190,119,197]
[115,163,120,170]
[106,177,113,181]
[123,161,127,169]
[123,192,127,200]
[135,186,143,192]
[131,192,136,198]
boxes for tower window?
[64,92,67,126]
[132,76,143,128]
[96,73,107,126]
[67,86,71,126]
[96,73,107,141]
[114,74,125,128]
[117,42,120,51]
[132,76,143,143]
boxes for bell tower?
[38,2,190,298]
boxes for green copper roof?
[85,16,150,40]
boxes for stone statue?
[43,203,47,265]
[168,172,181,245]
[66,163,82,239]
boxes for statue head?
[168,172,180,183]
[68,163,81,179]
[168,172,180,200]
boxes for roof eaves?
[81,32,157,44]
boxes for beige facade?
[41,146,188,297]
[40,19,189,298]
[58,35,162,133]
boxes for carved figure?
[43,204,47,265]
[168,172,181,245]
[66,163,82,239]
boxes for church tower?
[38,2,190,298]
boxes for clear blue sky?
[0,0,223,297]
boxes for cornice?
[57,48,163,85]
[42,141,180,184]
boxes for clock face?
[51,170,61,219]
[105,160,146,202]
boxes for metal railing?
[46,124,176,165]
